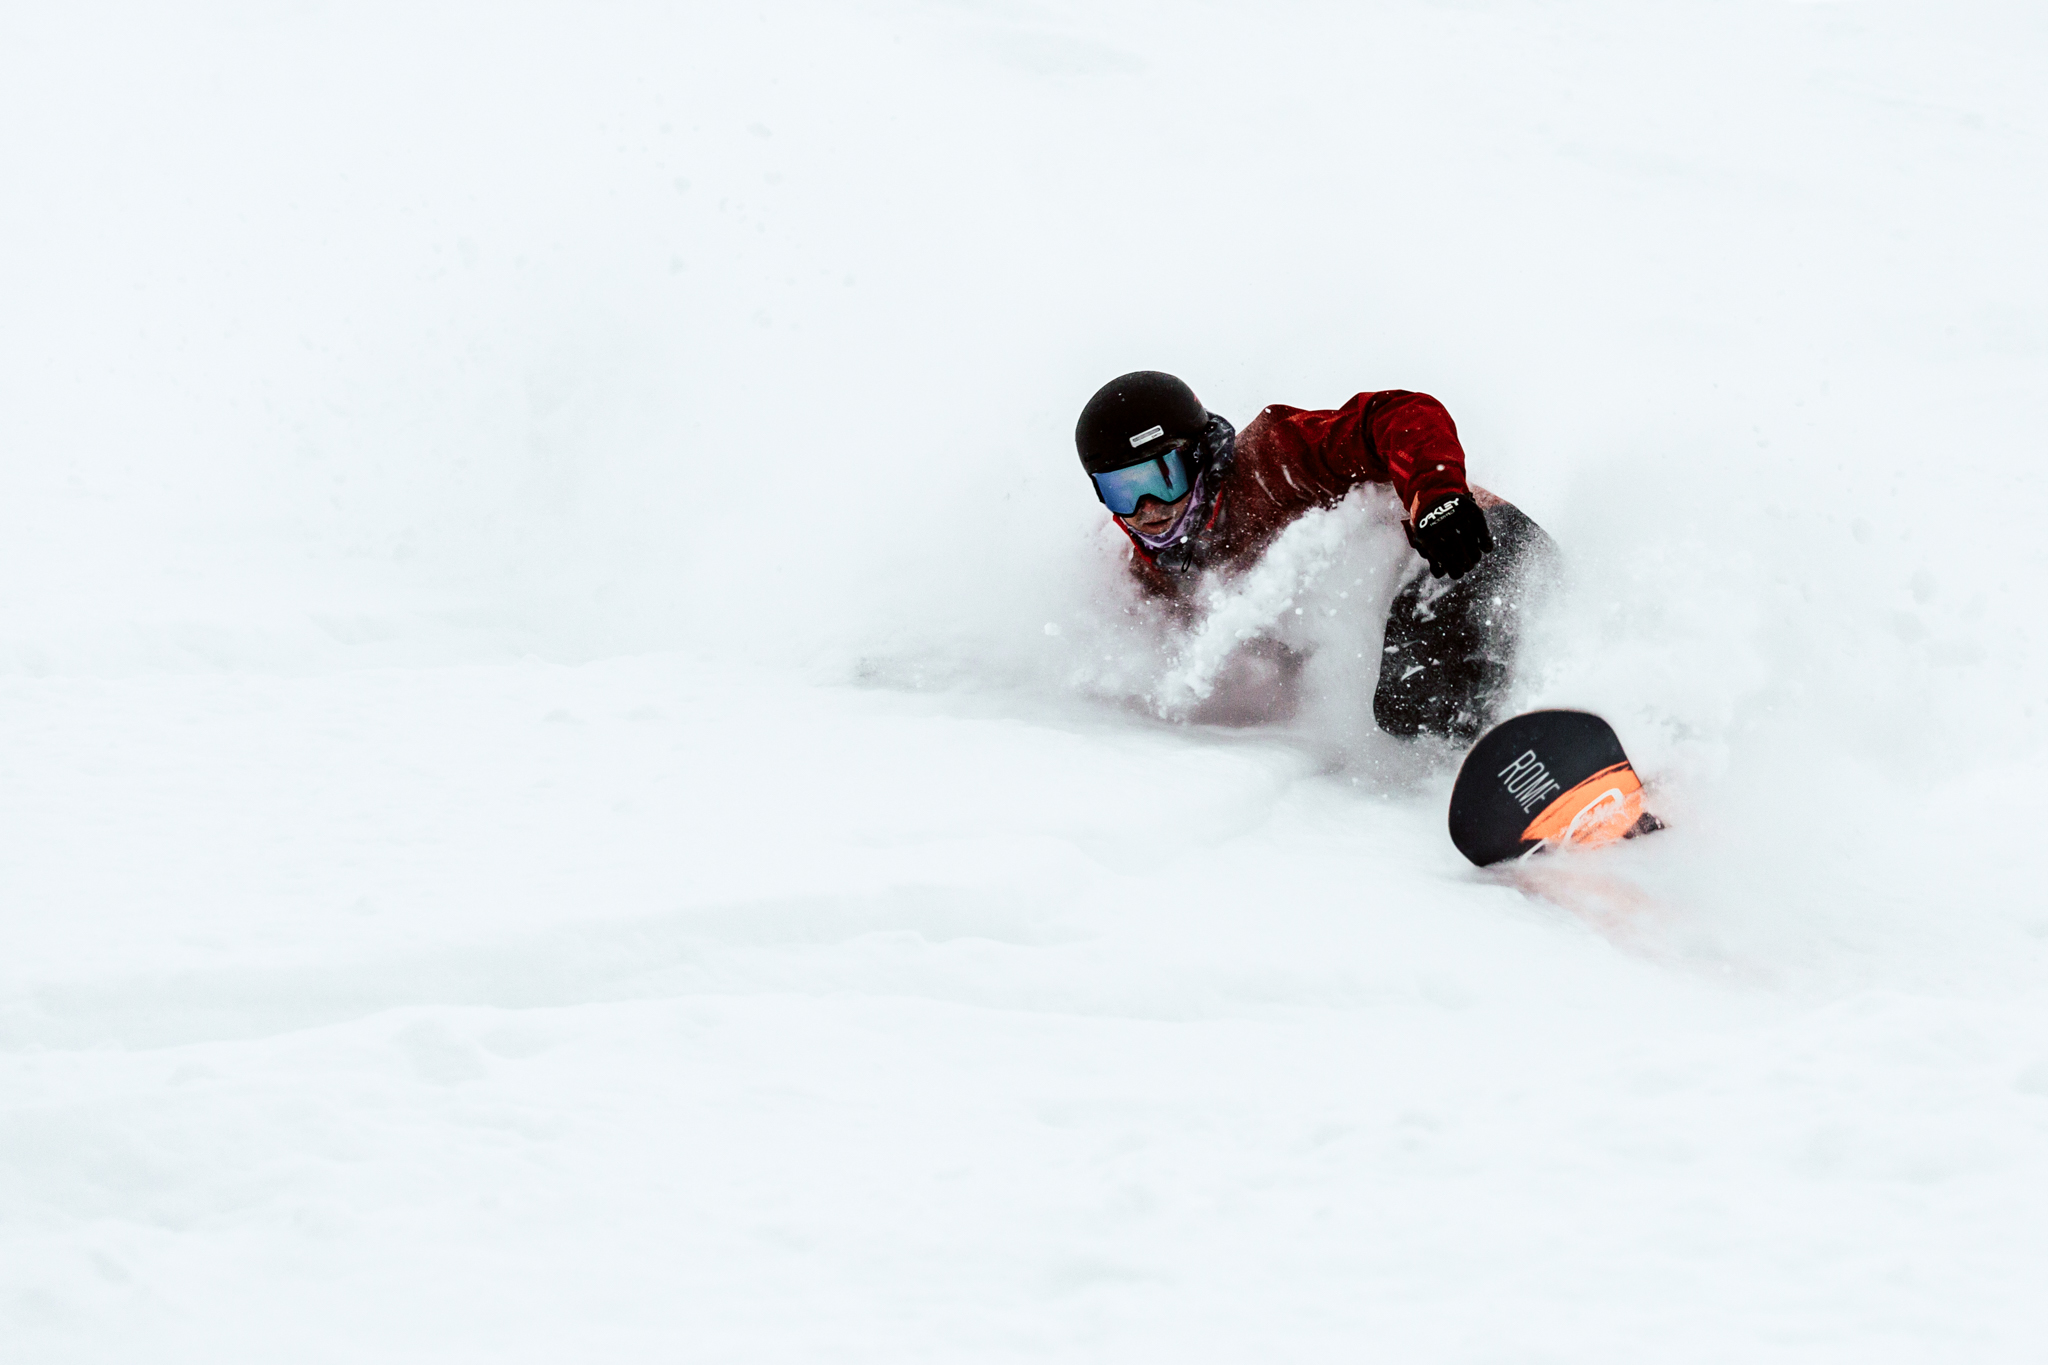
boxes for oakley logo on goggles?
[1091,444,1191,517]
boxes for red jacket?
[1123,390,1471,596]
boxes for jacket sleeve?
[1249,391,1471,517]
[1358,391,1470,517]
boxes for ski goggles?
[1089,443,1192,517]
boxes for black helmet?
[1075,371,1210,474]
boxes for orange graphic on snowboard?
[1518,761,1645,851]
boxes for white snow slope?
[3,1,2047,1360]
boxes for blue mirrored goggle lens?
[1091,445,1190,516]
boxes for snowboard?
[1448,710,1663,867]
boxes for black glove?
[1405,492,1494,579]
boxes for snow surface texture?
[3,0,2046,1359]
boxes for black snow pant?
[1373,500,1556,744]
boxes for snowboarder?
[1075,370,1556,741]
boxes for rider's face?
[1121,491,1191,537]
